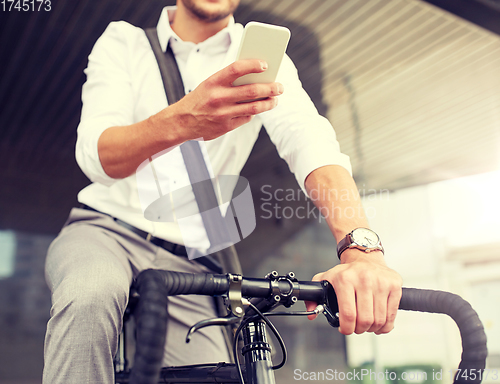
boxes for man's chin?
[199,10,232,23]
[182,0,239,23]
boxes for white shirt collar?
[156,6,237,53]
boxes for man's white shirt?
[76,6,351,245]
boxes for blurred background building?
[0,0,499,383]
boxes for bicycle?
[114,269,488,384]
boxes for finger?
[336,285,357,335]
[305,300,318,320]
[230,82,283,104]
[305,272,324,320]
[231,96,278,117]
[209,82,282,106]
[229,115,253,131]
[354,289,374,334]
[367,291,387,333]
[375,288,402,334]
[215,59,268,85]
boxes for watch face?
[351,228,379,248]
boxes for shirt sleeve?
[259,54,352,195]
[75,21,137,187]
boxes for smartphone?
[233,22,291,87]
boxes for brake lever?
[322,305,340,327]
[321,280,340,328]
[185,314,241,343]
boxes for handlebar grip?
[399,288,487,384]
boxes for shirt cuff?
[293,143,353,197]
[75,119,117,187]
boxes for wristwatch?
[336,228,384,260]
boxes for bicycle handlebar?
[399,288,487,381]
[129,270,487,384]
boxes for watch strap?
[336,234,352,259]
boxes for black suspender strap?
[144,28,233,256]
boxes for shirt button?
[196,48,200,53]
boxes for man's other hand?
[305,250,403,335]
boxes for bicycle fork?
[241,320,276,384]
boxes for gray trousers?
[42,208,230,384]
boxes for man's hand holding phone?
[169,59,283,141]
[169,22,290,142]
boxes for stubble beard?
[181,0,239,23]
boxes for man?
[43,0,403,383]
